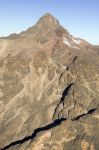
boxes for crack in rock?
[67,55,78,70]
[72,108,97,121]
[53,82,74,120]
[1,118,66,150]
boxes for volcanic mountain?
[0,13,99,150]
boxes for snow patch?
[63,37,81,49]
[63,37,71,47]
[63,65,67,69]
[72,38,81,45]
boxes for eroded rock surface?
[0,13,99,150]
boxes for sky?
[0,0,99,45]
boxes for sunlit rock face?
[0,14,99,150]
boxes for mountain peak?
[36,13,59,29]
[41,13,56,18]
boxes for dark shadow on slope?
[52,83,74,119]
[72,108,97,121]
[60,83,74,104]
[67,56,78,70]
[1,118,66,150]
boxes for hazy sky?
[0,0,99,44]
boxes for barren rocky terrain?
[0,13,99,150]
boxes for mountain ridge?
[0,13,90,45]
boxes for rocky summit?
[0,13,99,150]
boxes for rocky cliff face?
[0,13,99,150]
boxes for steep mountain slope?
[0,13,99,150]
